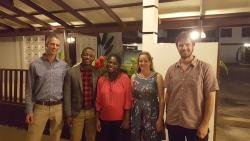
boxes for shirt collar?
[80,63,93,71]
[176,56,197,68]
[41,53,59,62]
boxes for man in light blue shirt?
[25,33,68,141]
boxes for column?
[142,0,159,51]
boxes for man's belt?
[36,100,62,106]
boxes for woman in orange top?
[96,54,133,141]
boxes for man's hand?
[156,118,163,132]
[197,124,208,139]
[66,117,73,127]
[25,113,33,125]
[96,118,101,132]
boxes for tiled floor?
[0,125,69,141]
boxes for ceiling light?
[67,37,75,43]
[190,30,206,40]
[190,31,200,40]
[201,31,206,39]
[158,12,200,19]
[132,43,138,46]
[49,22,61,26]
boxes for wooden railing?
[0,69,28,104]
[0,68,70,139]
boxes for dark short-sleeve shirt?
[164,58,219,129]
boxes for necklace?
[139,71,153,78]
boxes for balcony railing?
[0,69,28,104]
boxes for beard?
[179,50,193,60]
[181,53,192,59]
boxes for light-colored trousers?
[71,109,96,141]
[26,104,63,141]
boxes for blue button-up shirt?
[25,54,68,113]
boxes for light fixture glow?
[132,43,138,46]
[190,30,206,40]
[201,31,206,39]
[67,37,75,43]
[158,12,200,19]
[48,22,61,26]
[190,31,200,40]
[243,43,250,47]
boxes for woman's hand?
[96,118,101,132]
[156,118,164,132]
[120,117,130,129]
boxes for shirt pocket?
[168,74,182,92]
[186,72,201,88]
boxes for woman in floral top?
[131,51,165,141]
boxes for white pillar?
[142,0,159,51]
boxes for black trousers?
[96,120,130,141]
[167,125,208,141]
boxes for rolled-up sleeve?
[204,64,219,96]
[95,77,103,112]
[25,64,35,113]
[63,70,72,117]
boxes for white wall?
[219,27,250,63]
[0,34,66,69]
[76,34,97,63]
[220,45,239,63]
[0,37,21,69]
[143,42,218,141]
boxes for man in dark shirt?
[64,47,100,141]
[25,33,68,141]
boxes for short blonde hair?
[45,33,60,46]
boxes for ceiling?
[0,0,249,36]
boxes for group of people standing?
[25,31,219,141]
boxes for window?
[242,27,250,37]
[220,28,232,37]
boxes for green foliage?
[58,51,64,60]
[97,34,101,45]
[97,33,114,56]
[104,36,114,50]
[104,45,113,56]
[100,33,108,46]
[219,60,228,76]
[121,57,137,76]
